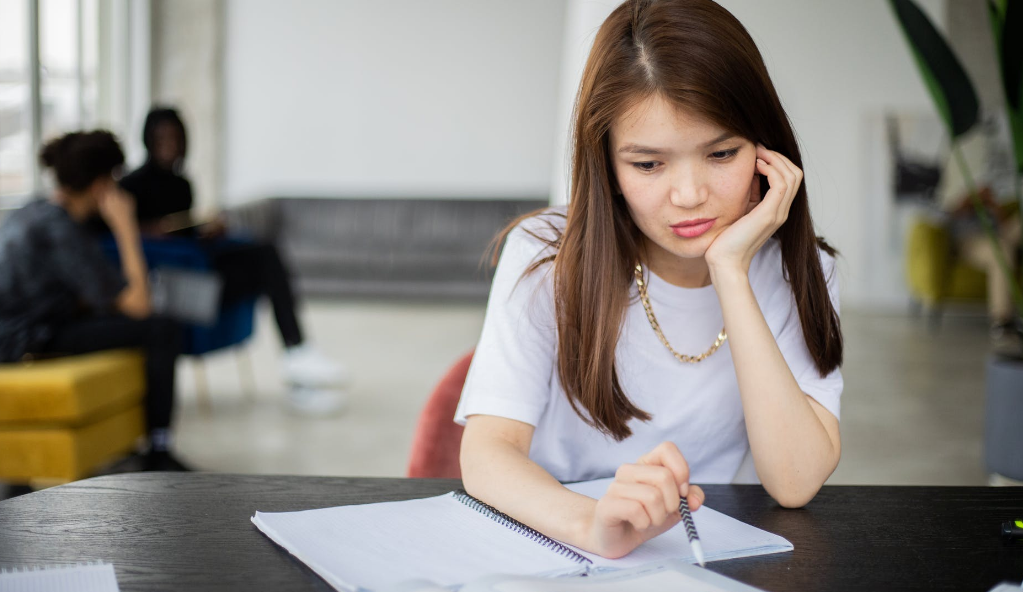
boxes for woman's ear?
[745,174,761,215]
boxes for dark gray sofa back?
[228,197,549,300]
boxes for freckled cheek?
[715,177,754,220]
[618,173,664,219]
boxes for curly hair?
[39,130,125,192]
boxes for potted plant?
[890,0,1022,482]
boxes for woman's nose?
[667,166,708,209]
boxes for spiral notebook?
[252,478,792,592]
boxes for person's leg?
[209,240,348,399]
[959,231,1014,323]
[37,315,188,468]
[210,242,304,347]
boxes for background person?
[0,130,189,471]
[934,113,1021,350]
[119,107,350,415]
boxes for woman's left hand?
[704,144,802,279]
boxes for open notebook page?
[253,478,792,591]
[562,478,792,569]
[253,493,585,591]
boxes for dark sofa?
[226,197,549,300]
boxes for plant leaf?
[988,0,1005,51]
[993,0,1023,174]
[1000,0,1022,109]
[890,0,979,138]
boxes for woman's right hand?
[585,441,705,559]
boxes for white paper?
[252,479,792,591]
[496,571,717,592]
[0,562,119,592]
[463,560,766,592]
[563,478,793,568]
[253,494,584,591]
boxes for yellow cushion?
[0,350,145,424]
[906,219,951,306]
[0,404,144,482]
[905,218,987,305]
[947,263,988,301]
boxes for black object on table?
[0,473,1021,591]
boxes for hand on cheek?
[705,145,801,279]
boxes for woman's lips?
[671,219,715,238]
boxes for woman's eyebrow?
[701,132,735,147]
[617,144,667,155]
[617,133,737,155]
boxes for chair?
[0,349,146,487]
[406,351,473,479]
[101,236,258,411]
[905,217,987,322]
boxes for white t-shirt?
[455,209,842,484]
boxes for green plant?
[890,0,1023,326]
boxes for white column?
[549,0,620,206]
[150,0,223,216]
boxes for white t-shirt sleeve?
[454,219,559,427]
[771,249,843,421]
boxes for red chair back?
[406,351,473,479]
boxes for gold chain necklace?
[634,263,727,364]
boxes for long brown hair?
[496,0,842,441]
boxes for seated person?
[0,130,189,471]
[118,107,349,415]
[935,113,1022,349]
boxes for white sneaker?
[283,344,351,388]
[286,385,348,416]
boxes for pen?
[678,495,705,567]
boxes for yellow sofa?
[906,218,987,310]
[0,349,146,486]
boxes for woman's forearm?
[460,418,597,550]
[711,269,840,507]
[111,224,151,318]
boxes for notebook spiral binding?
[453,490,592,565]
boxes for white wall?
[221,0,565,204]
[221,0,950,308]
[151,0,221,216]
[551,0,947,308]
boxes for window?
[0,0,134,209]
[0,0,32,198]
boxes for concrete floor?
[166,300,999,486]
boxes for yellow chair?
[0,349,146,486]
[905,218,987,313]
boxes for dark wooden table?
[0,473,1021,591]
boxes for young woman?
[0,131,189,471]
[456,0,843,560]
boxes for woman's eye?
[711,148,740,160]
[633,161,659,172]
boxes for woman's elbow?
[770,485,820,509]
[764,465,835,508]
